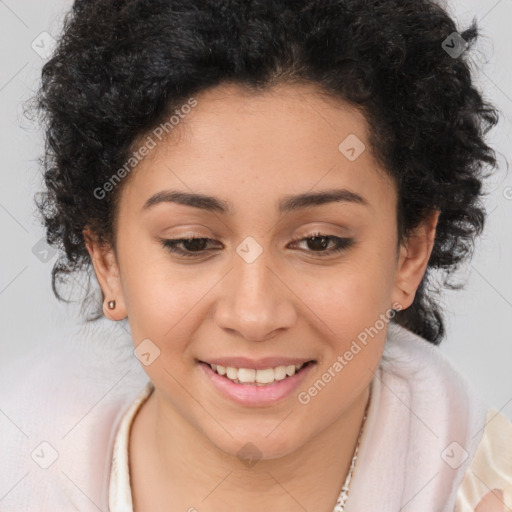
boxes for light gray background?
[1,0,511,419]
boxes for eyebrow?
[142,188,368,214]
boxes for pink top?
[107,380,512,512]
[1,317,511,511]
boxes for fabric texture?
[109,381,154,512]
[0,316,148,511]
[1,316,511,511]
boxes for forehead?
[118,82,395,214]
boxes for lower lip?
[199,361,315,407]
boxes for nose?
[213,244,297,342]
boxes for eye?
[288,232,354,256]
[160,236,221,258]
[160,232,354,259]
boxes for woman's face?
[86,82,435,459]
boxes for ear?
[391,210,440,310]
[83,227,127,320]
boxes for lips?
[198,358,316,406]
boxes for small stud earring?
[107,300,116,310]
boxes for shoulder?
[456,408,512,512]
[0,317,148,510]
[381,323,489,415]
[383,324,512,512]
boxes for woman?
[2,0,511,511]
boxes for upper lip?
[199,357,315,369]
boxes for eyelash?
[160,232,354,259]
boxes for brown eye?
[289,233,354,256]
[306,235,331,251]
[161,237,220,257]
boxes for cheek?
[116,231,198,345]
[295,260,393,414]
[303,253,398,337]
[122,269,205,347]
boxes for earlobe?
[83,227,127,320]
[392,210,440,309]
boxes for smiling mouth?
[200,360,315,386]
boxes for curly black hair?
[34,0,499,344]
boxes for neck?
[129,385,371,512]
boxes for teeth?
[255,368,275,384]
[274,366,287,381]
[286,365,296,377]
[208,362,308,385]
[238,368,256,383]
[226,366,238,380]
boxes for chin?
[205,424,306,463]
